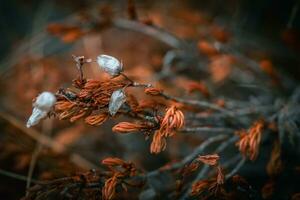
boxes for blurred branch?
[0,111,97,170]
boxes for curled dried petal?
[197,154,220,166]
[191,180,210,196]
[112,122,151,133]
[160,105,185,137]
[102,157,126,166]
[102,175,118,200]
[150,131,166,154]
[236,119,265,161]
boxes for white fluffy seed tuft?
[97,54,123,77]
[26,92,56,128]
[108,89,126,116]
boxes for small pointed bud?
[97,54,123,77]
[33,92,56,111]
[109,89,126,116]
[27,92,56,128]
[26,108,48,128]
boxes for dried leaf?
[197,154,220,166]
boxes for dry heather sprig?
[112,122,154,133]
[150,105,185,154]
[236,119,265,161]
[190,153,225,197]
[190,166,225,197]
[101,157,138,200]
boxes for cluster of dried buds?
[236,119,265,161]
[26,54,185,154]
[150,105,185,154]
[101,157,141,200]
[113,104,185,154]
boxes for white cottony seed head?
[26,108,48,128]
[97,54,123,77]
[33,91,56,112]
[26,91,56,128]
[108,89,126,116]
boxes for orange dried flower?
[236,119,265,160]
[112,122,153,133]
[150,131,167,154]
[197,154,220,166]
[186,81,210,98]
[160,105,185,137]
[85,113,108,126]
[144,87,163,96]
[150,105,184,154]
[102,157,126,166]
[102,175,118,200]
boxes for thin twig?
[225,157,246,179]
[179,136,238,199]
[181,127,234,134]
[0,168,43,184]
[0,111,97,169]
[159,92,233,115]
[113,19,183,48]
[26,120,53,194]
[147,134,228,178]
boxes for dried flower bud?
[97,54,123,77]
[109,89,126,116]
[197,154,220,166]
[27,92,56,128]
[26,108,48,128]
[102,157,126,166]
[33,92,56,111]
[102,175,118,200]
[112,122,151,133]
